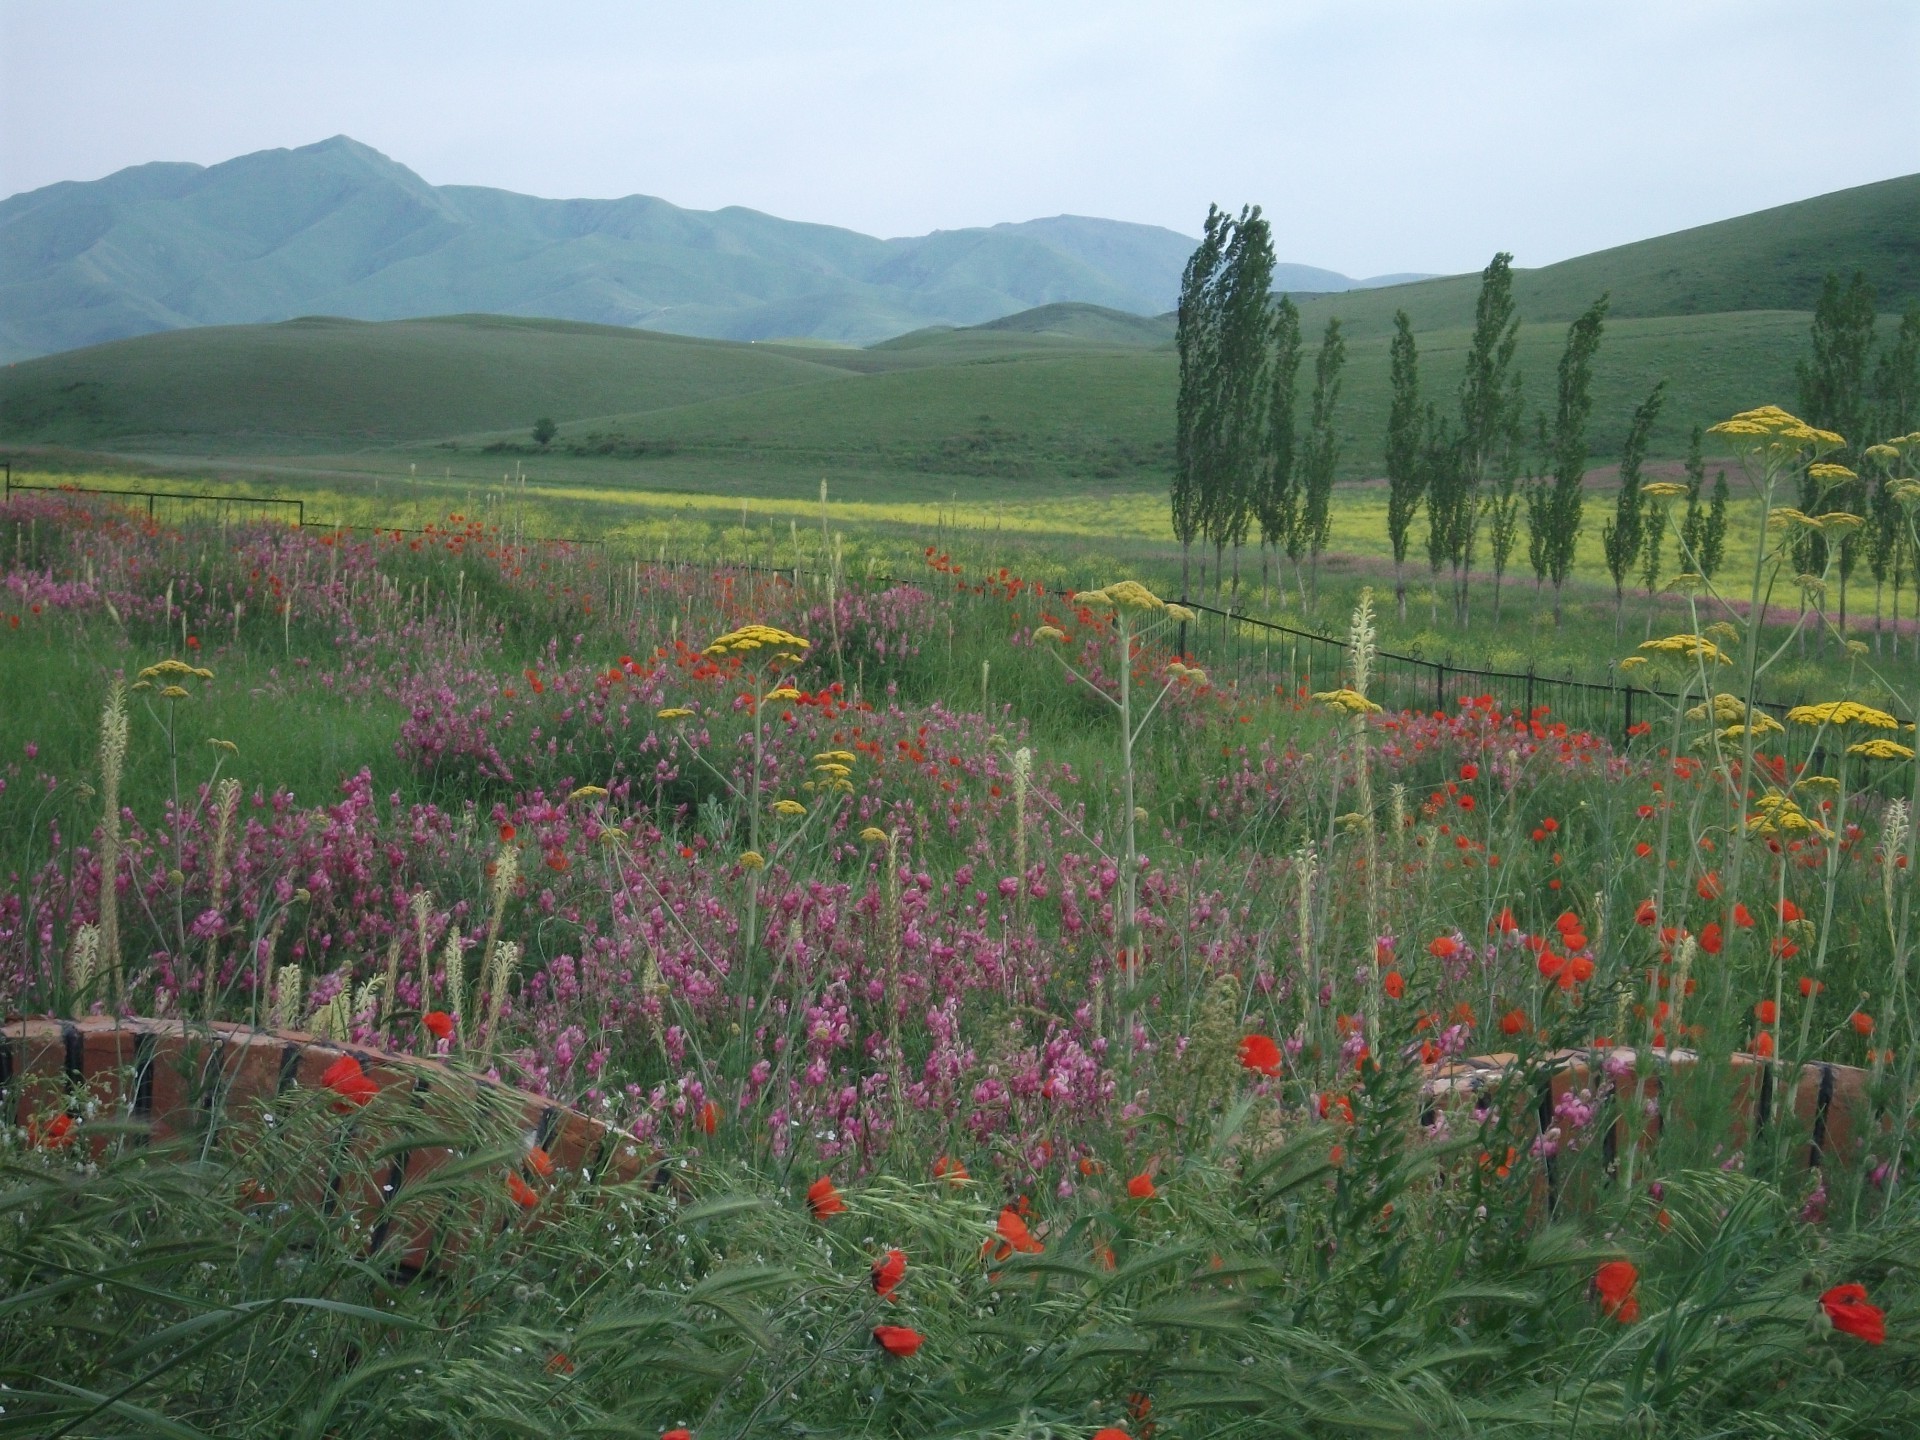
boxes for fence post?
[1525,664,1535,720]
[1623,685,1634,745]
[1176,595,1188,659]
[1434,661,1444,713]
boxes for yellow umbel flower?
[158,684,191,700]
[1808,463,1858,485]
[771,799,807,818]
[703,624,811,657]
[1078,580,1165,611]
[1033,625,1067,642]
[811,762,852,779]
[1686,693,1753,725]
[1767,508,1819,531]
[813,750,856,764]
[1165,603,1197,622]
[1312,688,1383,715]
[207,738,238,754]
[738,850,766,870]
[1640,634,1731,664]
[1864,444,1902,465]
[1786,700,1899,729]
[859,826,888,844]
[1848,738,1915,761]
[1619,655,1648,670]
[1707,405,1844,448]
[766,686,804,701]
[138,659,200,682]
[1641,481,1690,500]
[656,706,694,720]
[567,785,608,801]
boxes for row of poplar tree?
[1172,205,1920,636]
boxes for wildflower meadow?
[3,406,1920,1437]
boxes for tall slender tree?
[1384,311,1424,621]
[1539,296,1609,625]
[1421,404,1458,626]
[1254,296,1304,605]
[1485,474,1522,626]
[1172,206,1230,593]
[1601,381,1667,633]
[1300,318,1346,604]
[1201,207,1276,599]
[1796,271,1877,631]
[1701,469,1730,582]
[1679,425,1708,571]
[1449,253,1524,627]
[1876,305,1920,439]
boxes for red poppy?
[1821,1283,1886,1345]
[527,1145,556,1179]
[1500,1008,1527,1036]
[1637,803,1655,819]
[1696,873,1721,900]
[1779,898,1803,922]
[30,1113,75,1149]
[506,1173,540,1208]
[1092,1430,1132,1440]
[696,1099,720,1135]
[1754,999,1778,1025]
[807,1176,847,1219]
[985,1206,1043,1260]
[544,1352,574,1375]
[320,1054,378,1107]
[872,1324,923,1357]
[1459,762,1479,780]
[1733,902,1755,928]
[1238,1033,1282,1077]
[1542,817,1559,833]
[871,1248,906,1300]
[1127,1172,1157,1200]
[1596,1260,1640,1322]
[1429,935,1461,959]
[1491,907,1518,934]
[1698,923,1724,955]
[934,1155,970,1186]
[1635,899,1657,926]
[422,1010,454,1041]
[1383,971,1406,1000]
[1852,1011,1875,1036]
[499,823,516,842]
[662,1429,693,1440]
[1538,950,1566,980]
[1753,1031,1776,1058]
[1799,976,1823,998]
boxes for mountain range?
[0,136,1424,361]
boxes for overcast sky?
[3,0,1915,278]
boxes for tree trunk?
[1552,580,1564,629]
[1395,558,1407,623]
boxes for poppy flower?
[872,1324,923,1358]
[984,1206,1043,1260]
[1779,898,1803,922]
[934,1155,970,1186]
[1429,935,1461,959]
[422,1010,454,1041]
[1696,873,1722,900]
[320,1054,378,1107]
[1238,1033,1282,1077]
[807,1176,847,1219]
[1755,999,1778,1025]
[662,1429,693,1440]
[1821,1283,1886,1345]
[1383,971,1406,1000]
[1542,817,1559,833]
[696,1099,720,1135]
[1799,976,1823,997]
[1698,923,1724,956]
[1852,1011,1875,1036]
[544,1352,574,1375]
[527,1145,555,1179]
[871,1248,906,1300]
[1092,1430,1132,1440]
[1538,950,1566,980]
[1490,907,1518,934]
[1733,902,1755,928]
[1500,1007,1527,1036]
[1127,1172,1157,1200]
[1459,762,1479,781]
[1595,1260,1640,1322]
[499,823,516,842]
[1753,1031,1776,1057]
[506,1173,540,1208]
[29,1113,75,1149]
[1635,899,1657,926]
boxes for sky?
[3,0,1916,279]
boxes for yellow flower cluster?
[1167,660,1210,687]
[1707,405,1844,448]
[1785,700,1899,729]
[656,706,694,720]
[1640,481,1690,500]
[1848,738,1915,761]
[1747,790,1829,837]
[1640,634,1732,664]
[766,686,804,702]
[1809,462,1859,486]
[1033,625,1067,642]
[806,750,856,795]
[1312,688,1382,715]
[704,624,811,657]
[859,826,889,844]
[1077,580,1165,611]
[738,850,766,870]
[1686,693,1754,725]
[770,799,807,818]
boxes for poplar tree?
[1679,425,1708,571]
[1255,296,1304,605]
[1172,206,1230,593]
[1449,253,1524,628]
[1420,405,1458,626]
[1536,296,1609,625]
[1702,470,1730,581]
[1875,305,1920,438]
[1297,318,1346,604]
[1485,474,1522,626]
[1601,381,1667,633]
[1384,311,1424,621]
[1202,207,1276,598]
[1796,271,1876,629]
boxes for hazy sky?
[3,0,1915,278]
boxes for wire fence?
[3,468,1849,765]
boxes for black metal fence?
[4,472,306,526]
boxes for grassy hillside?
[1299,172,1920,342]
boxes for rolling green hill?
[1298,171,1920,341]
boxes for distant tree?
[1796,271,1877,630]
[1601,381,1667,633]
[532,416,558,447]
[1484,473,1522,627]
[1420,404,1459,625]
[1679,425,1708,572]
[1539,296,1610,625]
[1875,304,1920,439]
[1299,318,1346,604]
[1524,468,1552,606]
[1866,449,1900,650]
[1201,207,1276,598]
[1173,206,1232,592]
[1449,253,1524,628]
[1701,469,1730,582]
[1384,311,1424,621]
[1254,295,1304,605]
[1638,482,1666,633]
